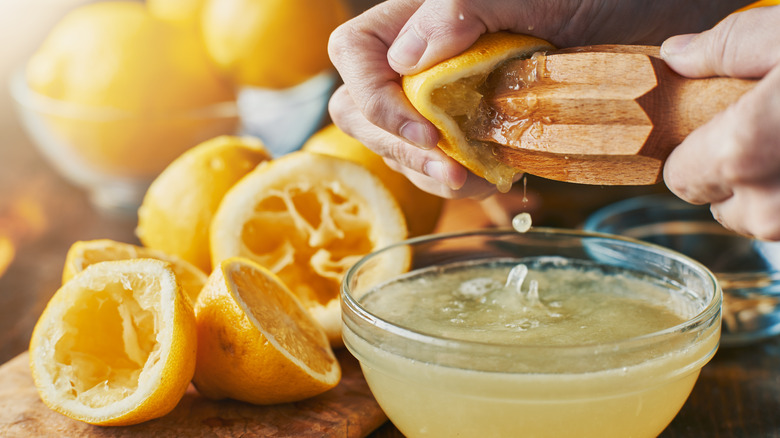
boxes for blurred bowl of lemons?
[151,0,350,156]
[10,1,239,213]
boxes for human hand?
[328,0,745,198]
[662,6,780,240]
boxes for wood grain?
[0,349,387,438]
[661,341,780,438]
[471,45,757,185]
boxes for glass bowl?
[584,194,780,346]
[236,69,337,157]
[9,67,240,214]
[342,228,721,438]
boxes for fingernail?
[423,160,448,186]
[388,28,427,69]
[400,121,434,149]
[661,34,696,57]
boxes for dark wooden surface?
[0,349,388,437]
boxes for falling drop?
[512,212,532,233]
[522,175,528,204]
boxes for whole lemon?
[200,0,350,89]
[735,0,780,11]
[137,135,271,273]
[147,0,206,25]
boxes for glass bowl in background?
[9,67,240,214]
[584,194,780,346]
[236,69,337,158]
[342,228,721,438]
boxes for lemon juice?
[344,256,720,438]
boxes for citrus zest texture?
[193,257,340,404]
[136,135,271,273]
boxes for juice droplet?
[512,212,532,233]
[495,174,513,194]
[522,175,528,204]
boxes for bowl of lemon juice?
[341,226,721,438]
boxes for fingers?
[711,185,780,241]
[328,0,583,152]
[386,0,492,74]
[385,158,500,199]
[664,63,780,240]
[327,0,508,199]
[661,6,780,78]
[329,0,439,149]
[663,103,739,206]
[662,6,780,239]
[329,85,496,199]
[328,0,581,200]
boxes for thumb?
[386,0,562,75]
[661,6,780,79]
[386,0,485,75]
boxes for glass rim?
[342,227,722,355]
[583,194,705,231]
[8,66,239,121]
[583,194,780,278]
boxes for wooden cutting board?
[0,348,387,437]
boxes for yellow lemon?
[136,135,271,273]
[210,151,409,345]
[200,0,350,89]
[62,239,207,303]
[736,0,780,11]
[25,1,237,178]
[0,236,14,278]
[302,124,444,237]
[193,257,341,404]
[402,32,554,192]
[29,259,197,426]
[148,0,206,25]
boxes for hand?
[328,0,745,198]
[662,6,780,240]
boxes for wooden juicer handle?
[469,45,758,185]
